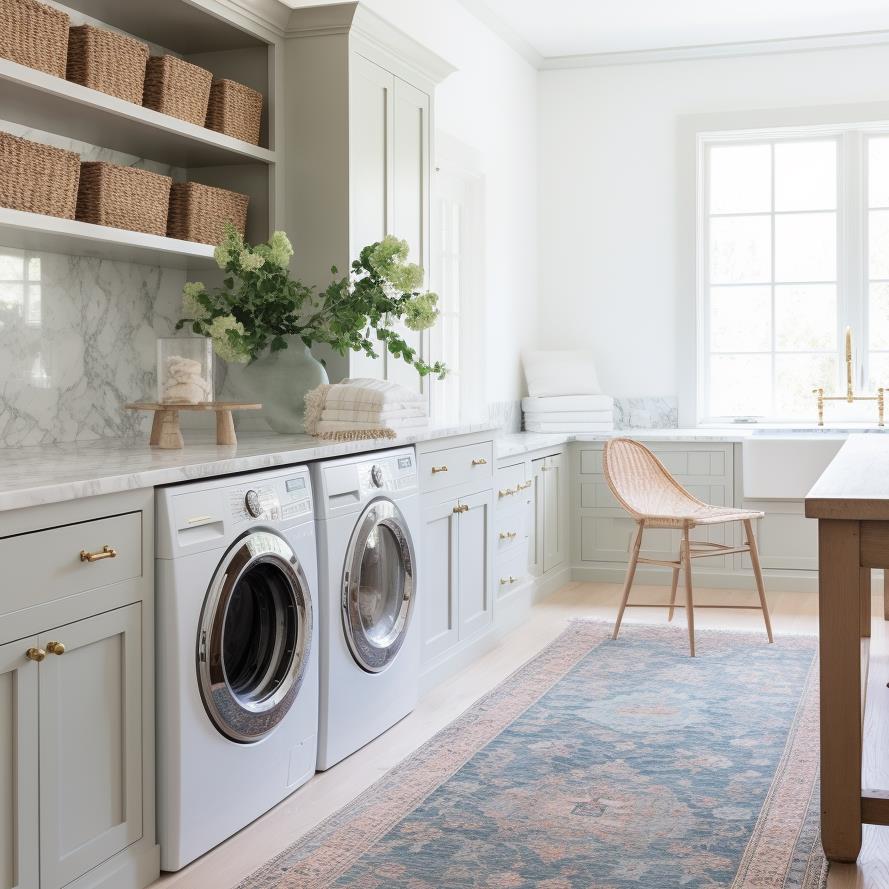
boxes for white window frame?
[693,119,889,425]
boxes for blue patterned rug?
[240,621,826,889]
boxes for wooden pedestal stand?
[124,402,262,449]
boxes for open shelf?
[0,59,275,168]
[0,207,216,269]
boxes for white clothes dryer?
[310,447,420,770]
[155,466,318,871]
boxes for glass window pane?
[0,251,24,280]
[775,284,836,351]
[774,141,836,211]
[869,283,889,350]
[869,137,889,208]
[775,354,837,418]
[709,286,771,352]
[710,216,771,284]
[869,352,889,391]
[709,144,771,214]
[870,210,889,280]
[774,212,836,283]
[709,354,771,417]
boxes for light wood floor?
[151,581,889,889]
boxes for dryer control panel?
[229,473,313,523]
[357,451,417,496]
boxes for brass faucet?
[813,327,885,426]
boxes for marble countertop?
[0,421,498,513]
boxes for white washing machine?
[155,466,319,871]
[311,447,421,770]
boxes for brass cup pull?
[80,545,117,563]
[471,457,487,466]
[431,465,448,474]
[26,647,46,662]
[46,641,65,656]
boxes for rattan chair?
[602,437,773,656]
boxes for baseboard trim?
[570,564,820,593]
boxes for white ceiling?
[469,0,889,59]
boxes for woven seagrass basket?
[0,0,69,78]
[142,55,212,126]
[66,24,149,104]
[205,79,262,146]
[76,162,172,236]
[0,132,80,219]
[167,181,249,245]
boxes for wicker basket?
[76,162,172,235]
[0,131,80,219]
[0,0,69,77]
[167,182,249,245]
[142,55,212,126]
[205,79,262,146]
[66,24,149,104]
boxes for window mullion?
[842,130,866,391]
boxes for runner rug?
[239,620,826,889]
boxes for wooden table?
[806,434,889,861]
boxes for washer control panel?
[228,472,312,523]
[357,452,417,496]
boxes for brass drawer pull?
[498,487,517,498]
[431,465,449,474]
[80,545,117,563]
[471,457,488,466]
[499,531,517,540]
[46,641,65,656]
[453,503,470,514]
[518,480,533,490]
[26,647,45,662]
[499,575,520,586]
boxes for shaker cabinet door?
[39,603,143,889]
[420,499,459,663]
[0,638,39,889]
[457,490,494,640]
[543,454,566,573]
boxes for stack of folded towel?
[521,349,614,433]
[304,378,428,441]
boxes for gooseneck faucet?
[813,327,884,426]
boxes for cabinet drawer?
[494,507,530,557]
[0,512,142,616]
[496,548,530,597]
[496,465,532,509]
[420,441,493,493]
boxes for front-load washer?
[155,465,318,871]
[311,447,420,770]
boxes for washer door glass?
[343,499,416,673]
[198,530,312,743]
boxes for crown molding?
[455,0,542,69]
[540,28,889,70]
[284,2,456,84]
[211,0,291,40]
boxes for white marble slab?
[0,422,499,513]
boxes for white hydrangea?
[267,230,293,269]
[208,315,250,364]
[239,249,265,271]
[181,281,208,319]
[214,244,231,269]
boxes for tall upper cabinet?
[284,3,455,389]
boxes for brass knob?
[26,647,45,662]
[431,465,448,474]
[80,545,117,563]
[471,457,487,466]
[46,641,65,656]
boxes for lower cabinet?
[531,453,566,575]
[1,604,143,889]
[421,489,493,665]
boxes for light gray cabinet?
[532,453,567,576]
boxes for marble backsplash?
[614,396,678,429]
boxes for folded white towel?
[522,395,614,412]
[327,377,424,407]
[315,416,429,432]
[321,406,427,422]
[523,410,613,423]
[522,351,601,397]
[525,420,614,432]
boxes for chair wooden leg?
[682,528,695,657]
[744,519,774,643]
[668,567,679,621]
[613,522,644,641]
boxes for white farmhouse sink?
[742,436,845,499]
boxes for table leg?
[155,410,184,450]
[819,519,863,862]
[216,410,237,446]
[884,570,889,622]
[149,412,163,447]
[861,567,872,639]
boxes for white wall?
[287,0,540,405]
[539,44,889,413]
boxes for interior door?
[349,53,394,381]
[457,489,494,639]
[420,498,459,663]
[39,604,143,889]
[0,638,38,889]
